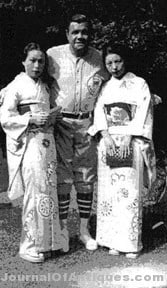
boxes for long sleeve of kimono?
[108,81,152,139]
[1,83,30,141]
[88,90,108,136]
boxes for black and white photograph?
[0,1,167,287]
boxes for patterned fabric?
[97,139,143,252]
[89,72,156,253]
[0,72,63,253]
[20,131,62,253]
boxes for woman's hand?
[101,130,116,156]
[49,106,62,124]
[119,135,132,158]
[29,112,49,126]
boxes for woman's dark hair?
[102,41,132,72]
[22,42,43,62]
[22,42,53,87]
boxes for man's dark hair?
[66,14,91,31]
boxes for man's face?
[66,22,90,56]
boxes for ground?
[0,150,167,288]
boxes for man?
[47,14,108,252]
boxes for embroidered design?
[99,200,112,217]
[46,160,57,186]
[87,73,102,96]
[127,198,138,210]
[101,151,106,164]
[38,195,55,218]
[23,210,35,242]
[131,214,142,233]
[129,214,142,241]
[111,173,125,185]
[119,188,129,198]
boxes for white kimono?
[89,72,156,253]
[1,72,63,254]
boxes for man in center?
[47,14,108,251]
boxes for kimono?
[0,72,63,255]
[89,72,156,253]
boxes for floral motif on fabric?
[23,210,35,242]
[111,172,125,185]
[99,200,112,217]
[101,151,107,164]
[38,195,55,218]
[129,214,142,241]
[127,198,138,210]
[46,160,57,186]
[105,104,130,127]
[117,188,129,201]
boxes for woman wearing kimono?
[89,43,156,258]
[0,42,64,262]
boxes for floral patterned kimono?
[89,72,156,253]
[1,72,63,255]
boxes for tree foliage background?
[0,0,167,153]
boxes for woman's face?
[22,49,45,80]
[105,53,126,79]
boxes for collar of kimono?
[105,72,146,106]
